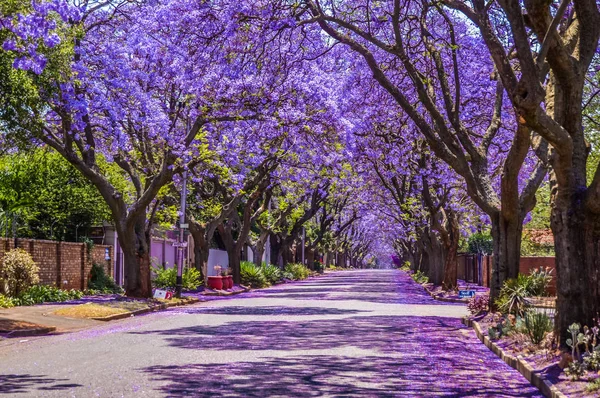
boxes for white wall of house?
[207,249,229,276]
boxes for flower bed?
[467,313,598,397]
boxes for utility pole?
[175,169,188,298]
[302,227,305,265]
[175,117,190,298]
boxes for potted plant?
[220,268,233,289]
[226,269,233,289]
[207,265,223,290]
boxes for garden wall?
[457,254,556,295]
[0,238,113,290]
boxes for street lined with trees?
[1,0,599,384]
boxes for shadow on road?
[172,306,365,316]
[136,313,541,396]
[0,374,82,395]
[143,354,542,397]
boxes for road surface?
[0,270,542,397]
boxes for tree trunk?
[281,244,294,266]
[188,223,207,281]
[489,211,523,301]
[306,248,315,269]
[253,240,266,267]
[552,188,600,347]
[427,230,445,286]
[119,219,152,298]
[229,249,241,285]
[270,235,282,268]
[442,215,460,290]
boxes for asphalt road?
[0,270,542,397]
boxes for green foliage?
[525,182,552,231]
[410,270,429,284]
[240,261,268,288]
[182,267,202,289]
[564,322,600,380]
[585,378,600,394]
[13,285,83,306]
[488,327,500,341]
[88,263,122,294]
[400,261,411,272]
[0,150,113,241]
[520,234,554,256]
[496,269,554,315]
[467,232,493,255]
[261,263,282,285]
[0,248,39,297]
[496,279,530,316]
[151,266,202,290]
[583,349,600,372]
[0,293,15,308]
[565,361,587,381]
[523,311,553,344]
[284,263,310,280]
[527,267,553,297]
[282,271,294,280]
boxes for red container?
[207,276,223,290]
[226,275,233,289]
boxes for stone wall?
[0,238,113,290]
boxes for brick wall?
[0,238,113,290]
[457,254,556,294]
[519,256,556,295]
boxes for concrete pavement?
[0,270,542,397]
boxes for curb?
[202,286,251,297]
[2,326,57,338]
[462,317,567,398]
[423,285,468,304]
[91,298,200,321]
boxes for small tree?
[1,248,39,297]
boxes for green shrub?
[565,361,587,381]
[467,232,493,255]
[1,248,40,297]
[282,271,294,280]
[527,267,553,297]
[241,261,268,288]
[0,293,15,308]
[400,261,411,272]
[496,276,531,316]
[183,267,202,289]
[284,263,310,280]
[523,311,553,344]
[152,266,202,290]
[261,264,282,285]
[14,285,83,306]
[88,263,122,293]
[411,270,429,284]
[586,378,600,393]
[152,266,176,289]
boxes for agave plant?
[497,278,530,316]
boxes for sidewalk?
[0,304,102,336]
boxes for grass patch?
[54,303,129,319]
[53,297,195,319]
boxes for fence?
[457,254,556,295]
[0,238,113,290]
